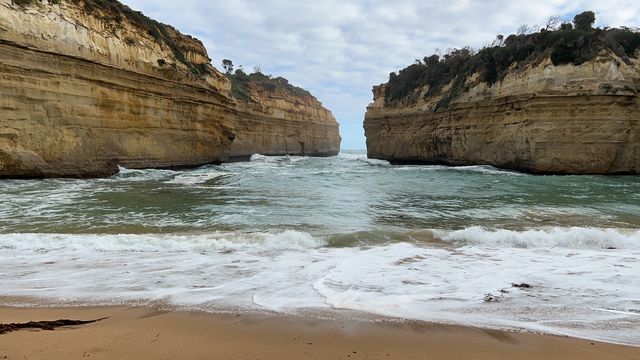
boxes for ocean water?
[1,150,639,345]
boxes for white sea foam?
[2,152,639,345]
[338,152,391,166]
[165,171,231,185]
[394,164,525,175]
[249,154,291,163]
[0,229,639,345]
[0,230,324,253]
[450,165,525,176]
[287,156,310,163]
[115,166,176,182]
[249,154,310,165]
[337,153,524,174]
[436,226,640,249]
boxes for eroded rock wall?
[0,0,340,178]
[0,0,237,177]
[230,85,340,159]
[364,54,640,174]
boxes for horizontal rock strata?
[229,84,341,160]
[365,54,640,174]
[0,0,339,178]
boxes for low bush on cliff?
[385,11,640,108]
[226,69,312,102]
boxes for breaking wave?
[436,226,640,249]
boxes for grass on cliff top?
[225,70,313,103]
[385,11,640,108]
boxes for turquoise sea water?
[1,151,639,234]
[1,151,639,345]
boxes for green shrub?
[385,11,640,107]
[225,70,312,102]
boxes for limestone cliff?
[226,72,340,159]
[365,25,640,174]
[0,0,339,178]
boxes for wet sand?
[0,306,638,359]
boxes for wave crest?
[435,226,640,249]
[0,230,325,253]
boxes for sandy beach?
[3,1,640,359]
[0,306,638,360]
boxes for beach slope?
[0,307,638,360]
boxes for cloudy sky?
[123,0,639,149]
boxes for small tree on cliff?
[573,11,596,31]
[222,59,234,73]
[545,16,562,31]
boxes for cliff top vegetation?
[384,11,640,108]
[222,61,312,102]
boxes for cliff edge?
[226,71,340,159]
[364,12,640,174]
[0,0,339,178]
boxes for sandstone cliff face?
[0,0,236,177]
[0,0,339,178]
[365,53,640,174]
[229,81,341,159]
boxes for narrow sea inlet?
[1,151,639,345]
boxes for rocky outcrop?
[0,0,236,177]
[227,74,340,159]
[0,0,339,178]
[365,53,640,174]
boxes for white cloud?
[122,0,640,149]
